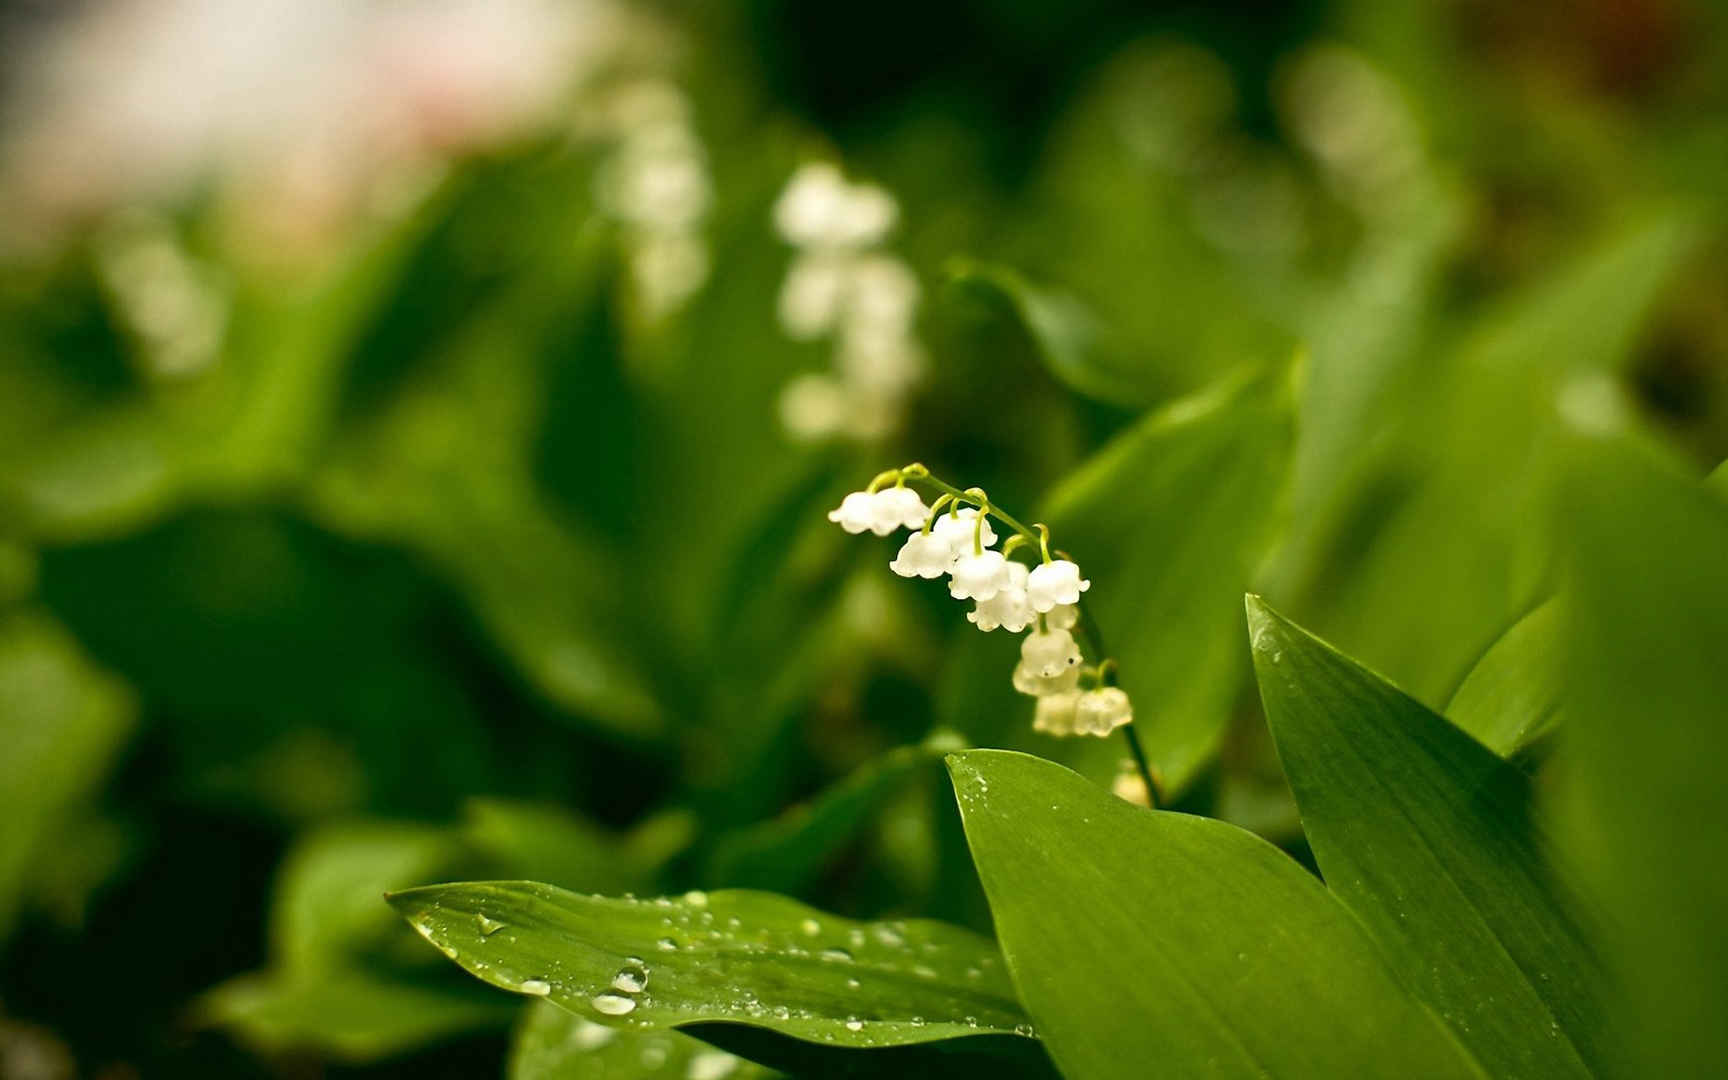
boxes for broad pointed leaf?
[1246,596,1606,1078]
[1555,431,1728,1076]
[1039,363,1294,794]
[947,749,1485,1080]
[390,882,1054,1078]
[1444,598,1565,757]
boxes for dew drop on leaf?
[592,992,637,1015]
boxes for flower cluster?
[589,79,712,321]
[773,163,924,443]
[828,465,1132,738]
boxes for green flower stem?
[1078,598,1158,808]
[902,465,1039,541]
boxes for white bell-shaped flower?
[1011,659,1080,696]
[773,163,849,247]
[869,487,929,534]
[827,490,879,534]
[1020,626,1081,677]
[968,562,1032,631]
[930,508,996,558]
[1046,603,1080,630]
[1075,687,1133,736]
[1032,691,1082,736]
[950,550,1011,601]
[1112,763,1151,807]
[1026,559,1091,613]
[890,530,956,579]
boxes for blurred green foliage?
[1,0,1726,1076]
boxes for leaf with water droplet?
[947,749,1486,1080]
[389,881,1056,1078]
[1247,596,1607,1078]
[509,999,779,1080]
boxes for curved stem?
[910,470,1039,540]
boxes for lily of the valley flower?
[930,507,995,557]
[950,550,1011,601]
[968,562,1033,632]
[826,465,1144,772]
[1021,626,1082,677]
[1076,686,1133,736]
[827,487,929,536]
[1026,559,1090,612]
[890,530,956,579]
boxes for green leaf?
[1246,596,1606,1078]
[1554,431,1728,1076]
[946,749,1485,1080]
[1039,362,1295,794]
[389,882,1053,1078]
[0,610,135,938]
[202,968,515,1063]
[705,731,965,893]
[510,1000,779,1080]
[1444,598,1565,756]
[945,260,1159,407]
[465,799,693,896]
[273,821,462,973]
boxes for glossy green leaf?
[510,1000,779,1080]
[1039,363,1295,794]
[1247,597,1608,1077]
[202,969,515,1062]
[705,731,965,892]
[945,260,1158,407]
[389,882,1053,1078]
[946,749,1485,1080]
[1444,598,1565,756]
[1554,431,1728,1076]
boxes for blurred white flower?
[1031,691,1082,736]
[0,0,640,252]
[778,372,848,442]
[778,252,852,340]
[1076,687,1133,736]
[1021,626,1082,678]
[1012,659,1080,696]
[1046,603,1080,630]
[827,491,881,535]
[774,163,897,250]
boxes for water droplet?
[1013,1023,1036,1037]
[657,937,679,951]
[476,914,504,937]
[848,928,867,948]
[592,992,637,1016]
[845,977,861,989]
[844,1019,864,1032]
[683,890,709,907]
[965,967,982,980]
[912,964,937,979]
[772,1006,790,1020]
[910,1016,925,1027]
[613,966,648,994]
[641,1045,668,1068]
[800,918,821,936]
[819,948,853,963]
[872,925,905,947]
[520,979,552,996]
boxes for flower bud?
[1012,659,1080,696]
[1076,686,1132,736]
